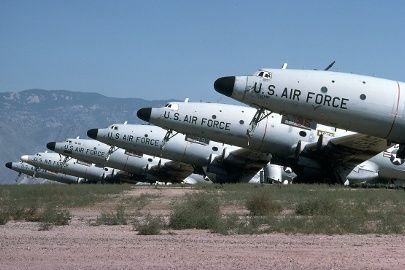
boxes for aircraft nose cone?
[137,108,151,122]
[214,76,235,97]
[46,142,56,151]
[20,155,29,162]
[5,162,12,169]
[87,129,98,139]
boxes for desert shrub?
[169,192,221,230]
[134,214,164,235]
[374,210,404,234]
[0,184,131,210]
[38,206,71,230]
[235,216,261,234]
[122,193,159,210]
[0,210,9,225]
[246,190,282,216]
[38,222,52,231]
[40,206,71,225]
[210,213,240,235]
[295,197,339,216]
[2,204,42,222]
[96,205,127,225]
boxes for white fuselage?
[228,69,405,144]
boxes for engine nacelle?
[77,177,85,184]
[263,163,294,184]
[264,163,283,183]
[346,161,379,185]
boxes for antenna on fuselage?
[324,61,336,71]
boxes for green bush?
[169,192,221,230]
[246,190,282,216]
[134,214,164,235]
[96,205,127,225]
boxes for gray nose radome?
[5,162,12,169]
[46,142,56,151]
[87,129,98,139]
[137,108,152,122]
[214,76,235,97]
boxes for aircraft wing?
[212,148,272,180]
[301,133,390,165]
[148,160,194,183]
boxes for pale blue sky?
[1,0,404,101]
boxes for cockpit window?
[256,70,271,79]
[164,102,179,111]
[114,126,118,130]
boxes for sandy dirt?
[1,187,404,270]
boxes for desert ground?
[1,186,405,270]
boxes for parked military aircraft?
[213,67,405,157]
[87,124,294,183]
[5,161,82,184]
[137,102,405,185]
[20,152,119,183]
[47,138,204,184]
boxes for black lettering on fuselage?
[306,92,315,102]
[341,98,349,109]
[163,111,170,119]
[135,136,159,147]
[281,88,300,100]
[183,115,198,125]
[293,89,301,101]
[252,82,262,93]
[200,118,231,131]
[305,91,348,109]
[74,147,84,153]
[281,88,288,98]
[332,97,340,108]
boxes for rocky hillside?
[0,89,170,183]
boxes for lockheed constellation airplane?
[87,124,294,183]
[213,66,405,158]
[137,101,405,185]
[47,138,204,184]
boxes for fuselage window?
[256,71,271,79]
[165,103,179,111]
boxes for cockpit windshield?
[164,102,179,111]
[255,70,271,79]
[109,125,119,130]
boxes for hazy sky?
[1,0,404,101]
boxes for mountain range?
[0,89,170,184]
